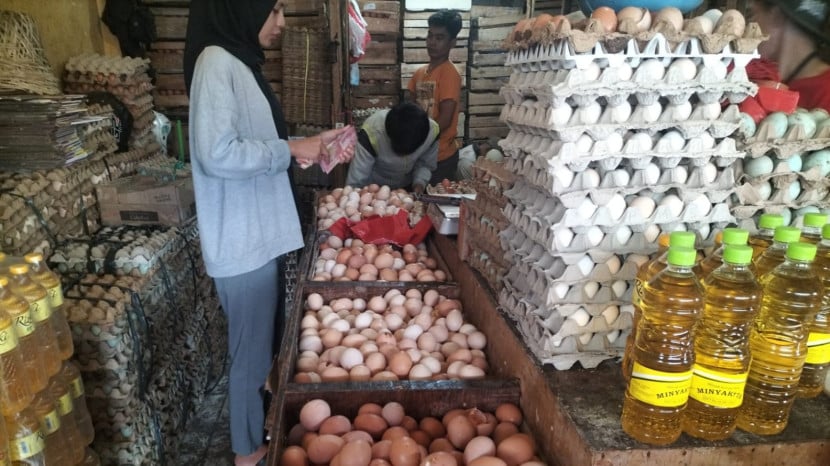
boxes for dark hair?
[428,10,463,39]
[385,103,430,156]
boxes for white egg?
[582,168,601,188]
[556,228,575,249]
[554,282,571,299]
[616,63,634,81]
[702,9,724,27]
[578,332,594,345]
[606,330,621,344]
[787,181,802,202]
[642,163,661,185]
[586,226,605,247]
[606,194,627,221]
[700,163,718,184]
[611,168,631,187]
[659,131,686,153]
[555,168,575,188]
[614,225,633,245]
[576,134,594,154]
[639,59,666,81]
[612,280,628,298]
[610,101,633,123]
[549,105,573,127]
[757,180,773,200]
[584,62,602,81]
[577,255,595,276]
[698,224,711,242]
[644,224,661,242]
[699,132,716,150]
[606,132,624,152]
[778,208,793,226]
[641,102,663,123]
[659,194,684,217]
[579,102,603,125]
[626,132,654,152]
[601,305,620,325]
[672,101,693,121]
[671,166,689,184]
[583,281,599,299]
[629,196,656,219]
[688,193,712,216]
[569,308,591,327]
[605,255,622,274]
[668,58,698,81]
[701,102,722,120]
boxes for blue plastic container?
[578,0,704,14]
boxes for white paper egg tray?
[502,65,753,109]
[505,34,759,71]
[499,101,742,142]
[507,153,737,203]
[741,122,830,158]
[737,156,830,184]
[500,129,744,169]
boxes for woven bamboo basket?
[0,10,61,95]
[282,27,332,125]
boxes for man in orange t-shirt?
[407,9,462,188]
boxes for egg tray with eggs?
[534,302,633,349]
[501,60,754,113]
[500,97,742,143]
[733,180,829,213]
[274,396,551,466]
[306,232,455,288]
[425,179,477,196]
[315,186,426,233]
[738,150,830,184]
[740,111,830,158]
[470,158,516,196]
[290,288,492,386]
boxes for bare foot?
[235,444,267,466]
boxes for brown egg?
[402,251,418,263]
[350,365,372,381]
[446,414,476,449]
[374,252,395,269]
[372,439,392,460]
[441,408,465,427]
[422,451,458,466]
[319,415,352,436]
[287,423,307,446]
[343,430,374,445]
[300,399,331,431]
[409,430,431,448]
[464,436,497,464]
[590,6,617,33]
[511,18,533,42]
[389,437,421,466]
[400,415,418,432]
[495,404,523,425]
[381,402,405,426]
[369,460,392,466]
[420,417,446,440]
[714,9,746,36]
[345,267,361,281]
[496,434,534,466]
[348,254,368,269]
[359,403,384,416]
[476,413,498,437]
[492,422,519,446]
[354,413,388,439]
[372,371,399,381]
[339,440,372,466]
[379,268,399,281]
[336,248,353,264]
[321,366,350,382]
[468,457,507,466]
[652,7,683,33]
[307,434,345,464]
[389,351,413,377]
[382,426,410,442]
[616,6,651,33]
[428,437,455,453]
[281,446,308,466]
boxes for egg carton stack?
[733,110,830,228]
[461,158,515,293]
[56,223,225,464]
[63,54,157,148]
[495,30,758,370]
[0,143,162,257]
[82,103,119,161]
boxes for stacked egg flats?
[496,8,759,370]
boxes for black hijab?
[184,0,287,139]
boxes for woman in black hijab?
[185,2,352,465]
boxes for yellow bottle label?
[30,297,51,322]
[629,362,693,408]
[70,375,85,398]
[10,431,45,460]
[689,364,748,408]
[41,409,61,435]
[0,326,19,354]
[58,392,74,416]
[48,284,64,308]
[805,332,830,364]
[13,312,35,337]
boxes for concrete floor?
[174,374,236,466]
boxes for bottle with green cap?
[693,228,749,282]
[800,212,828,244]
[798,224,830,398]
[737,242,823,435]
[748,213,785,260]
[682,245,761,440]
[621,246,703,445]
[623,231,696,382]
[751,225,802,279]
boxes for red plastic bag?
[327,210,433,246]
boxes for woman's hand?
[320,126,356,163]
[287,135,323,164]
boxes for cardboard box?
[97,175,196,226]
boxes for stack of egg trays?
[495,37,756,370]
[733,111,830,226]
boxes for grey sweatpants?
[214,258,281,456]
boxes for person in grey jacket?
[184,1,353,464]
[346,102,439,194]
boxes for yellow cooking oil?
[29,389,71,466]
[1,411,10,466]
[748,213,785,260]
[0,275,48,396]
[58,361,94,445]
[799,212,827,244]
[682,245,760,440]
[737,242,822,435]
[751,226,801,279]
[798,224,830,398]
[6,265,60,378]
[3,407,46,466]
[693,228,749,282]
[623,231,695,382]
[621,247,703,445]
[23,254,73,361]
[46,375,84,464]
[80,447,101,466]
[0,276,34,416]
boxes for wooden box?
[151,7,189,40]
[97,175,195,227]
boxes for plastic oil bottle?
[737,242,823,435]
[623,231,696,381]
[748,213,785,260]
[800,212,827,244]
[1,412,10,466]
[29,388,71,466]
[751,226,802,279]
[3,407,46,466]
[798,224,830,398]
[621,247,703,445]
[80,447,101,466]
[46,375,83,464]
[6,264,61,378]
[0,274,48,395]
[0,276,34,416]
[682,245,761,440]
[58,361,94,445]
[693,227,749,281]
[23,254,73,361]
